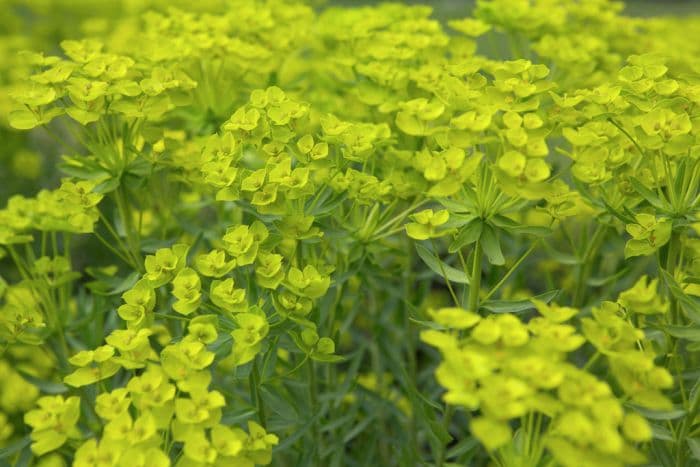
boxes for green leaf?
[650,439,675,466]
[544,244,581,265]
[673,157,689,204]
[587,266,630,287]
[629,177,670,212]
[488,215,552,237]
[408,317,448,331]
[597,196,636,224]
[480,290,559,313]
[446,437,479,460]
[260,386,298,421]
[480,224,505,265]
[650,424,674,441]
[663,325,700,342]
[93,176,121,194]
[415,244,470,284]
[288,331,310,354]
[630,405,686,420]
[437,196,477,214]
[449,218,483,253]
[275,410,324,451]
[310,353,345,363]
[689,438,700,461]
[17,371,68,394]
[0,436,30,460]
[659,269,700,323]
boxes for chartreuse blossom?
[625,214,672,258]
[405,209,451,240]
[144,245,189,288]
[24,395,81,455]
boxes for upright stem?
[676,392,700,467]
[250,358,266,427]
[308,359,321,463]
[114,186,143,270]
[431,239,460,307]
[665,232,681,324]
[484,241,539,302]
[572,224,606,307]
[469,239,483,313]
[663,231,691,467]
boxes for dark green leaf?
[651,424,674,441]
[630,405,686,420]
[18,371,68,394]
[489,215,552,237]
[689,438,700,461]
[659,269,700,323]
[664,325,700,342]
[544,244,581,265]
[0,436,30,460]
[93,176,121,194]
[415,244,470,284]
[449,218,483,253]
[650,438,675,466]
[260,386,298,421]
[599,197,636,224]
[446,437,479,459]
[480,290,559,313]
[480,223,504,266]
[587,266,630,287]
[629,177,670,212]
[673,157,688,204]
[288,331,310,354]
[310,353,345,363]
[408,317,448,330]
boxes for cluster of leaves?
[1,0,700,466]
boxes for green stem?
[98,207,139,270]
[608,117,646,158]
[93,230,136,268]
[250,358,267,427]
[662,231,691,467]
[665,232,681,325]
[436,404,454,467]
[572,224,607,307]
[468,239,483,313]
[430,239,461,307]
[373,199,428,236]
[404,299,419,463]
[483,240,539,302]
[308,359,322,463]
[371,226,410,241]
[582,351,601,371]
[676,393,700,467]
[114,186,143,271]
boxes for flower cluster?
[423,299,668,466]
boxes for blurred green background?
[331,0,700,18]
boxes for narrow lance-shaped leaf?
[480,290,560,313]
[480,223,505,266]
[449,218,483,253]
[415,243,470,284]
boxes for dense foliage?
[1,0,700,465]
